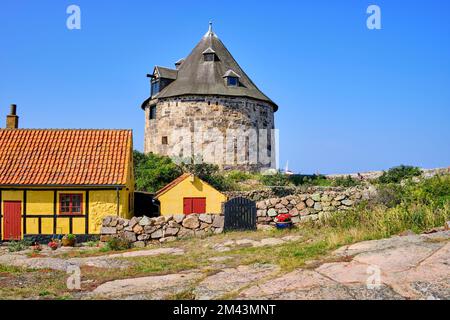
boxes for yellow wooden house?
[155,173,227,216]
[0,108,134,241]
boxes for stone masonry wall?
[255,186,378,225]
[101,214,224,248]
[144,95,276,171]
[100,186,378,246]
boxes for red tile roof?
[0,129,132,186]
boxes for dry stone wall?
[101,214,224,247]
[100,186,378,245]
[255,186,378,225]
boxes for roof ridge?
[155,173,191,198]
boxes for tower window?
[162,136,168,145]
[202,47,217,62]
[149,105,157,120]
[151,80,160,96]
[204,53,215,61]
[223,70,241,87]
[227,77,239,86]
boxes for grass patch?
[0,264,31,276]
[0,268,72,300]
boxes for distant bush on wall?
[377,165,422,184]
[179,160,234,191]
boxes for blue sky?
[1,0,449,174]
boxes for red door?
[3,201,22,240]
[183,198,206,215]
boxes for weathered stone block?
[291,216,301,224]
[178,227,195,238]
[137,234,150,241]
[275,203,285,209]
[151,229,163,239]
[123,231,136,242]
[139,216,151,226]
[174,214,185,224]
[306,199,315,208]
[183,215,200,229]
[144,225,158,234]
[342,200,354,206]
[212,215,225,228]
[164,227,179,237]
[129,217,140,228]
[102,216,112,227]
[132,224,144,234]
[256,201,267,210]
[199,214,212,224]
[257,210,267,217]
[296,202,306,210]
[314,202,323,211]
[269,198,279,206]
[100,227,117,235]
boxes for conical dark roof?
[147,27,277,111]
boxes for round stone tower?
[141,24,278,172]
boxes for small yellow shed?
[155,173,227,216]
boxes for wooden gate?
[223,197,256,231]
[3,201,22,240]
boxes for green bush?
[326,174,450,236]
[225,170,254,183]
[179,161,233,191]
[8,240,32,253]
[403,174,450,207]
[134,151,183,193]
[332,175,361,187]
[289,175,321,186]
[260,173,291,186]
[105,237,132,251]
[373,183,405,208]
[378,165,422,184]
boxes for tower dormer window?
[151,79,160,96]
[202,47,217,62]
[227,77,239,86]
[223,70,241,87]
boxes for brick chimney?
[6,104,19,129]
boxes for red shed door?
[3,201,22,240]
[183,198,206,215]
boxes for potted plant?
[61,234,76,247]
[275,213,293,229]
[48,240,59,251]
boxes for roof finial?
[208,21,213,33]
